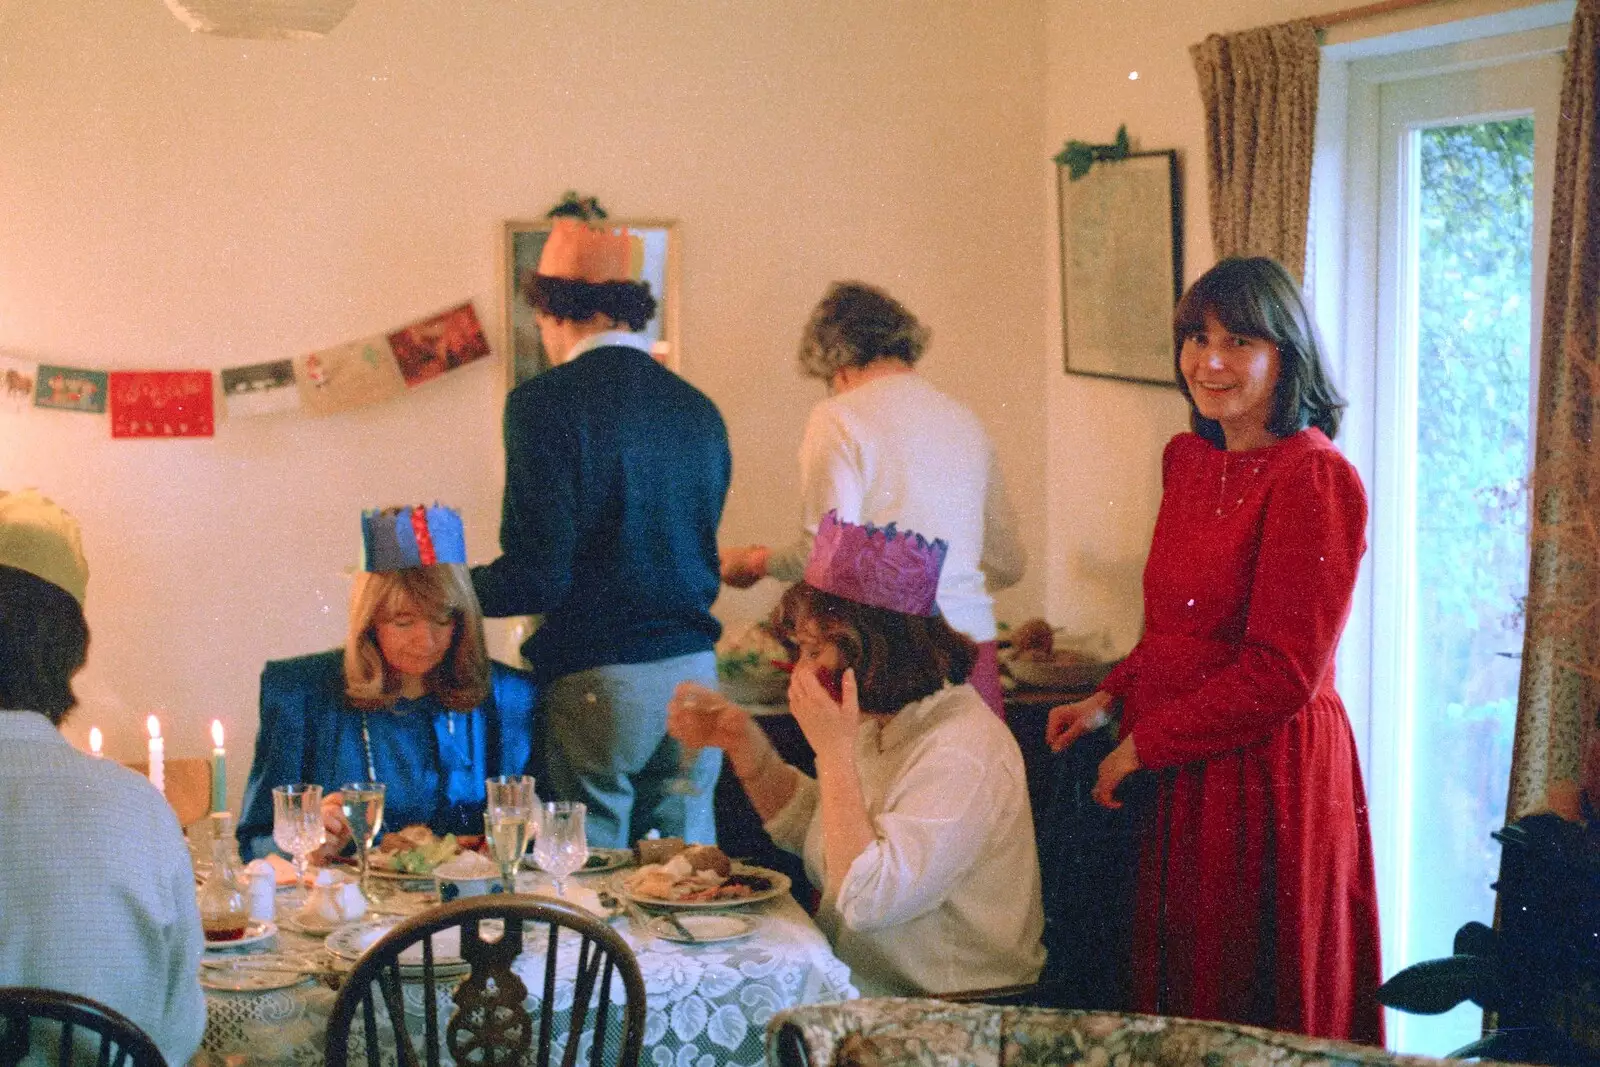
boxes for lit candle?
[146,715,164,794]
[210,719,226,814]
[88,727,103,758]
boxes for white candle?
[146,715,164,794]
[88,727,103,758]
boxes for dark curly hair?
[0,565,89,724]
[524,274,657,332]
[1173,257,1345,448]
[771,582,975,715]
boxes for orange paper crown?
[537,218,643,284]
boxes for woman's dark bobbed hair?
[1173,256,1345,448]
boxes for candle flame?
[146,715,160,740]
[211,719,224,747]
[88,727,102,754]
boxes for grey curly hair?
[797,281,930,381]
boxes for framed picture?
[502,218,681,389]
[1056,150,1181,386]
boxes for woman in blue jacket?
[238,507,538,861]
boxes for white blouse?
[764,683,1046,995]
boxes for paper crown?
[0,489,89,606]
[361,505,466,572]
[537,217,644,284]
[803,510,946,617]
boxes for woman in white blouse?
[670,511,1044,996]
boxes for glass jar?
[196,811,250,942]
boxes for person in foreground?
[472,217,731,848]
[1047,257,1383,1042]
[671,510,1045,996]
[0,489,206,1064]
[238,505,537,860]
[719,281,1025,716]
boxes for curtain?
[1190,21,1320,279]
[1509,0,1600,821]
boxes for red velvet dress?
[1100,429,1384,1043]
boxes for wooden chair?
[124,758,211,828]
[325,895,646,1067]
[0,986,167,1067]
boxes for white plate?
[617,864,791,910]
[279,910,341,937]
[204,920,277,951]
[522,848,631,875]
[325,921,481,971]
[646,912,757,944]
[199,966,311,992]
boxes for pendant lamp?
[163,0,357,40]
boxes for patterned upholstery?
[766,999,1523,1067]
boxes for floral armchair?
[766,999,1519,1067]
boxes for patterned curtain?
[1509,0,1600,820]
[1190,21,1320,280]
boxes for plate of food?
[203,920,277,951]
[616,843,790,909]
[367,825,472,880]
[715,622,793,706]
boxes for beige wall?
[0,0,1048,805]
[1042,0,1338,654]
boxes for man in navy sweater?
[472,218,731,848]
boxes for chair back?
[325,894,646,1067]
[0,987,168,1067]
[123,757,212,829]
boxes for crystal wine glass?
[532,801,588,899]
[484,774,536,894]
[271,783,325,889]
[338,781,386,902]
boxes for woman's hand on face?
[1091,737,1142,809]
[788,665,861,764]
[314,790,352,862]
[1045,690,1114,752]
[667,681,749,752]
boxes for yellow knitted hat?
[0,489,88,606]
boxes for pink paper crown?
[803,510,946,617]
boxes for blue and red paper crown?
[361,505,466,572]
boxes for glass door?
[1362,36,1560,1056]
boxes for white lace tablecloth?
[192,872,857,1067]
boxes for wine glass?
[665,685,720,796]
[271,783,325,889]
[484,774,536,894]
[532,802,588,899]
[338,781,386,902]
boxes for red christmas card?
[109,371,215,438]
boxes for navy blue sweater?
[472,343,730,682]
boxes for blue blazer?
[237,650,539,860]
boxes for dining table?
[191,859,858,1067]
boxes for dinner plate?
[646,912,757,944]
[522,847,631,875]
[616,864,791,910]
[279,910,341,937]
[204,920,277,951]
[199,967,311,992]
[325,920,479,975]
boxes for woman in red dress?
[1048,257,1384,1043]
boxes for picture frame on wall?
[502,218,681,390]
[1056,150,1181,386]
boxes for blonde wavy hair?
[343,564,489,712]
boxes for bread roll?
[634,837,686,866]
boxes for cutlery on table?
[656,910,699,942]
